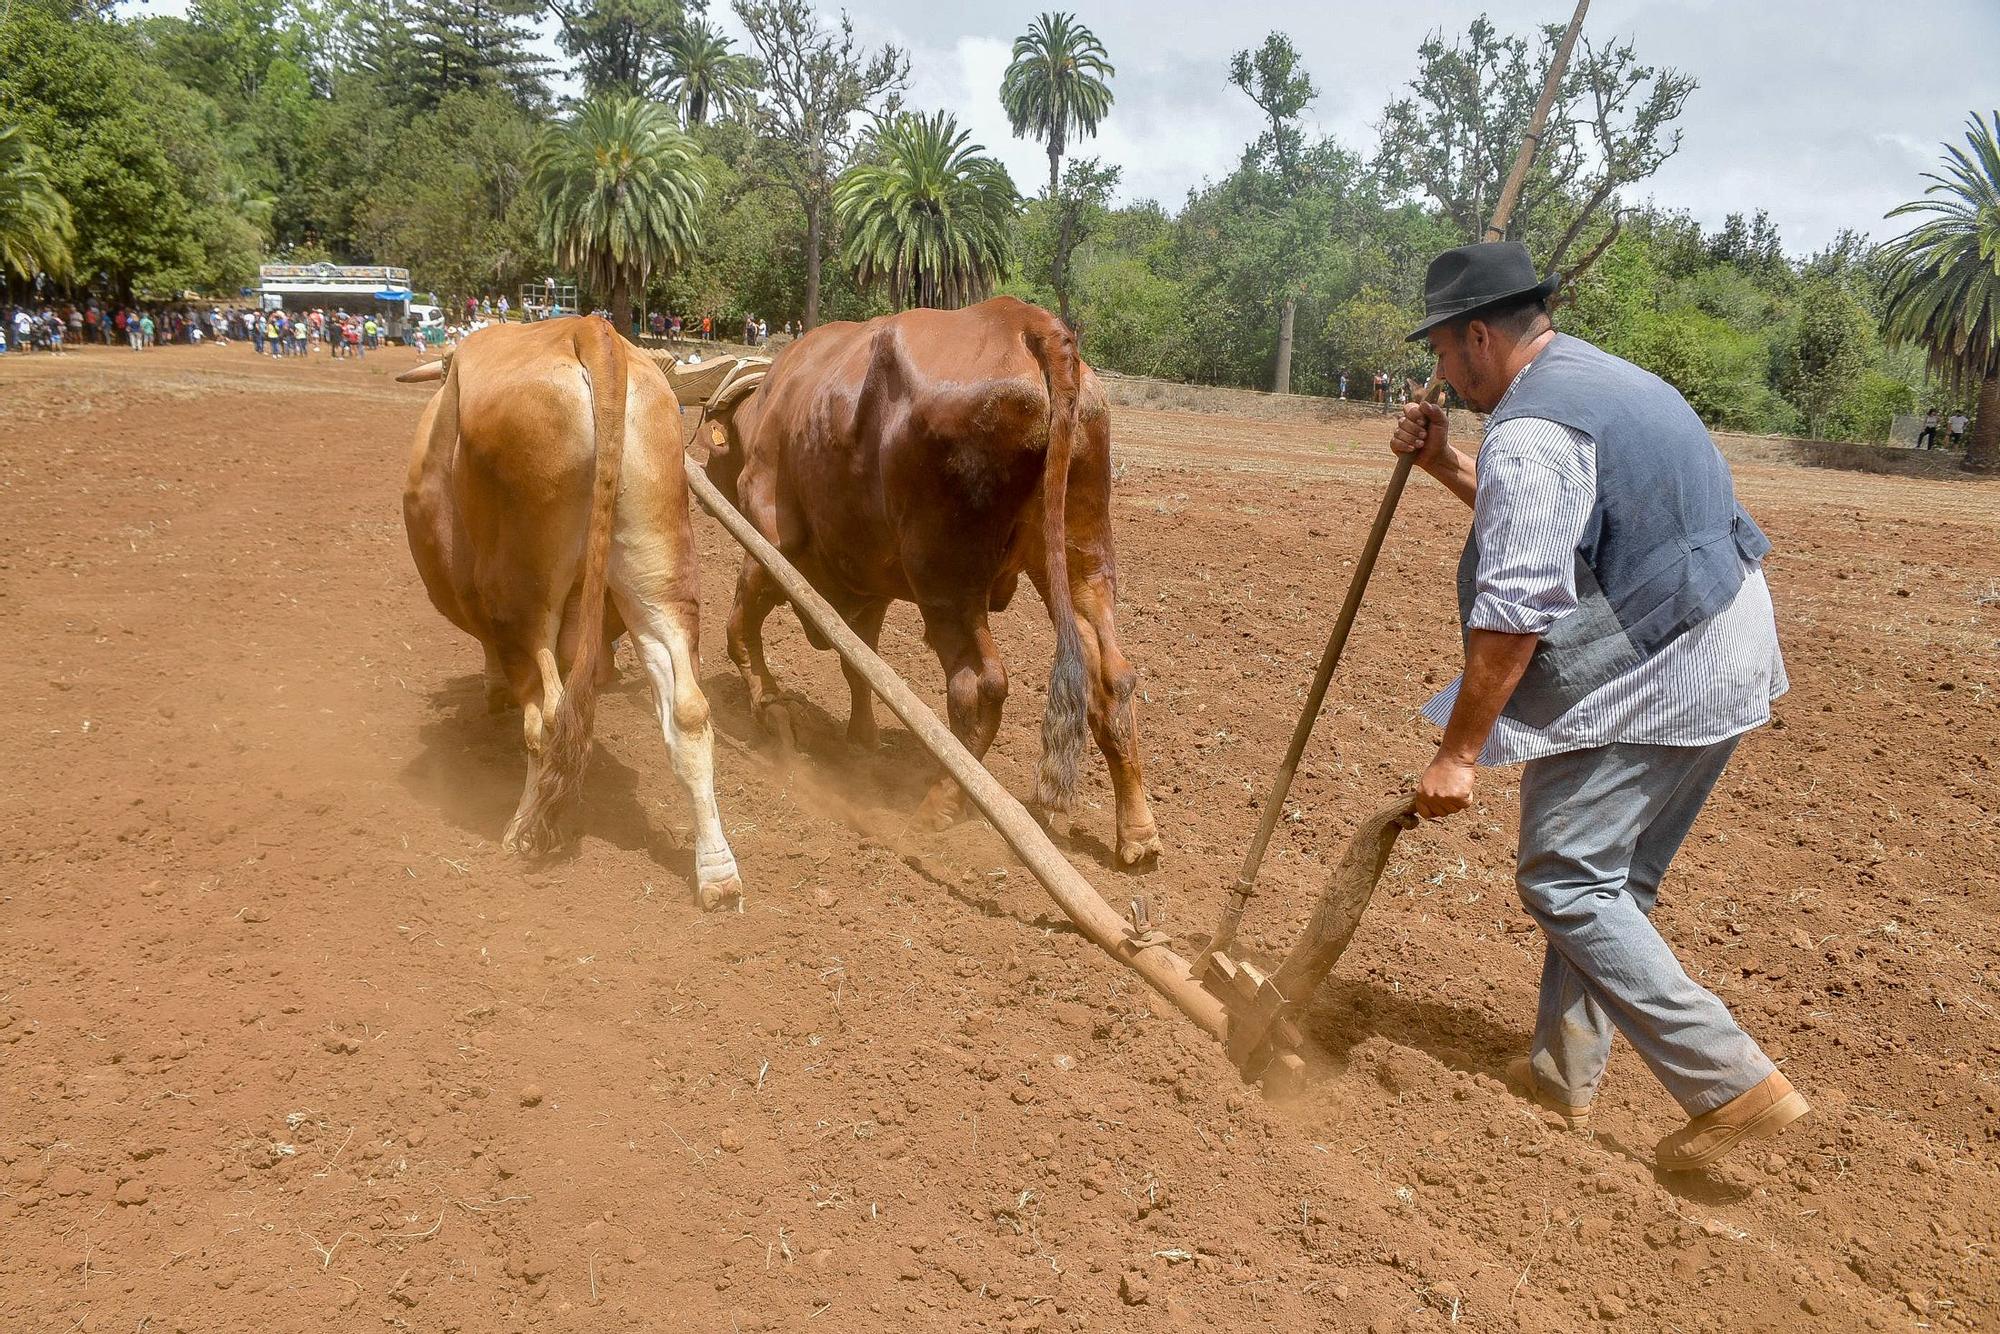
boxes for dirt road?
[3,343,1996,1331]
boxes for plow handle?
[1205,446,1417,957]
[1206,0,1593,958]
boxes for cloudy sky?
[122,0,1999,253]
[697,0,1997,255]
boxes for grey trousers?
[1517,736,1774,1115]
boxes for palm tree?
[0,123,75,284]
[999,12,1115,199]
[656,18,760,127]
[530,95,707,337]
[1878,110,2000,473]
[834,111,1019,311]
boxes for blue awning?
[374,289,413,301]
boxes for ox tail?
[1028,321,1090,813]
[518,317,629,849]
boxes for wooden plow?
[676,0,1590,1095]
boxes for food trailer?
[256,263,417,342]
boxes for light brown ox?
[700,297,1162,865]
[397,316,743,909]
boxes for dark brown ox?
[703,296,1161,864]
[398,316,743,908]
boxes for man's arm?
[1390,400,1477,507]
[1415,629,1539,819]
[1412,421,1597,820]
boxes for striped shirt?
[1421,406,1788,767]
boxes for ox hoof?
[694,875,745,913]
[757,702,800,755]
[1118,830,1164,867]
[912,789,964,833]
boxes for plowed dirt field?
[3,342,1996,1332]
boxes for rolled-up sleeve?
[1467,419,1596,636]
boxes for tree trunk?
[609,272,632,341]
[1273,296,1296,396]
[1048,146,1061,199]
[1054,205,1074,326]
[1965,367,2000,474]
[803,199,824,331]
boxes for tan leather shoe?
[1656,1071,1810,1171]
[1505,1057,1592,1131]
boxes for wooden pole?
[1483,0,1591,245]
[682,457,1232,1043]
[1202,0,1592,963]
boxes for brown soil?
[3,343,1997,1333]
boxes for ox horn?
[709,357,771,412]
[397,351,452,384]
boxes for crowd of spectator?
[0,301,246,353]
[0,300,424,360]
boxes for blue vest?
[1456,333,1771,728]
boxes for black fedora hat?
[1405,241,1561,341]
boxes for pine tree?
[355,0,548,110]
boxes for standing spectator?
[66,306,83,346]
[701,314,712,341]
[349,317,365,359]
[498,294,510,322]
[139,311,156,349]
[1948,411,1969,448]
[650,310,665,338]
[1916,407,1940,448]
[757,317,768,344]
[1339,370,1349,399]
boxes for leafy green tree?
[395,0,549,109]
[999,11,1114,200]
[734,0,907,329]
[551,0,685,97]
[1776,274,1874,438]
[531,94,707,335]
[1070,253,1191,378]
[1877,110,2000,472]
[651,123,886,334]
[834,110,1018,310]
[0,123,77,283]
[1016,156,1117,324]
[359,89,540,303]
[0,0,259,295]
[1323,287,1422,397]
[1224,31,1329,393]
[657,17,760,126]
[1378,17,1694,278]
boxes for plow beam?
[681,457,1245,1053]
